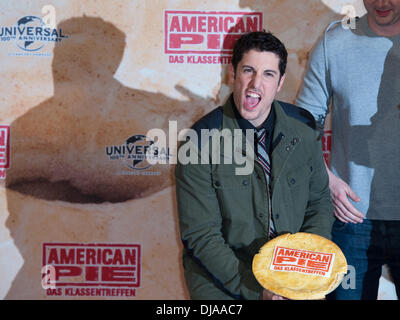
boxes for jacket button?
[275,214,280,220]
[215,180,221,187]
[290,178,296,185]
[258,213,264,218]
[242,180,249,186]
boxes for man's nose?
[250,72,262,89]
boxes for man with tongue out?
[175,31,334,300]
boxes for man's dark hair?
[231,31,288,78]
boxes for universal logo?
[105,134,170,175]
[0,6,68,56]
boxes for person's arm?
[297,32,364,224]
[175,140,262,300]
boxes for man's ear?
[228,63,235,84]
[277,73,286,92]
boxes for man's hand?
[262,289,287,300]
[326,165,364,223]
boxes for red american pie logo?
[270,246,335,278]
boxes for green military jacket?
[175,96,334,300]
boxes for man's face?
[363,0,400,33]
[230,49,285,128]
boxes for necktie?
[256,129,277,239]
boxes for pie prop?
[252,232,347,300]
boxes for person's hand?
[262,289,287,300]
[326,167,364,223]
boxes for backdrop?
[0,0,396,300]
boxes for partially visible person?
[175,31,334,300]
[296,0,400,300]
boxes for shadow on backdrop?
[6,16,207,204]
[5,16,208,299]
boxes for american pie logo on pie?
[270,246,335,278]
[252,232,347,300]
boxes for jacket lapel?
[270,101,301,189]
[221,97,256,175]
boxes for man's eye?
[243,68,253,73]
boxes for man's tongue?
[245,94,260,109]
